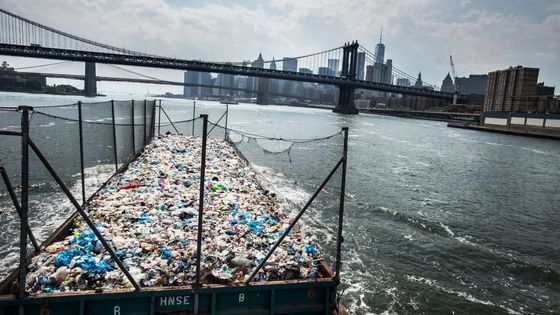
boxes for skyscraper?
[365,65,375,82]
[356,52,365,80]
[370,27,392,96]
[184,71,200,98]
[184,70,212,98]
[282,57,298,95]
[282,57,298,72]
[374,27,385,63]
[269,58,280,94]
[327,59,339,76]
[216,63,234,96]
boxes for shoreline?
[448,122,560,140]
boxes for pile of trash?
[25,135,322,294]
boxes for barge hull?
[0,280,338,314]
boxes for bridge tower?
[84,62,97,97]
[257,78,271,105]
[333,41,359,114]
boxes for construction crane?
[449,55,459,104]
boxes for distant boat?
[220,101,238,105]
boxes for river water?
[0,92,559,314]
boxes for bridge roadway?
[18,72,322,102]
[1,43,463,101]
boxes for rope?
[208,120,343,143]
[33,103,78,109]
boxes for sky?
[2,0,560,95]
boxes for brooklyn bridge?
[0,8,465,114]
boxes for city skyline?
[1,0,558,95]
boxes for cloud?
[548,2,560,12]
[1,0,559,91]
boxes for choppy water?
[1,92,559,314]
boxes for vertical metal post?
[192,101,196,136]
[143,99,147,146]
[157,100,162,136]
[334,127,349,307]
[224,104,229,140]
[78,101,86,204]
[195,114,208,289]
[131,100,135,154]
[111,100,118,172]
[150,100,157,140]
[17,105,31,311]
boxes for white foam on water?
[413,161,432,167]
[0,163,115,280]
[379,206,398,216]
[36,122,56,128]
[520,147,549,155]
[406,274,504,309]
[440,222,455,237]
[251,164,311,206]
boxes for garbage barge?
[0,133,348,314]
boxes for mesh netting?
[222,123,345,267]
[82,102,120,196]
[149,101,346,273]
[0,100,156,281]
[0,100,347,290]
[113,100,135,165]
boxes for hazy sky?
[2,0,560,95]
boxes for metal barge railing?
[0,100,349,315]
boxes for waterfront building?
[299,68,313,74]
[441,73,454,93]
[484,66,539,112]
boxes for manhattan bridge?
[0,8,464,114]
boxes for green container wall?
[0,280,336,315]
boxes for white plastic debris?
[25,135,322,294]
